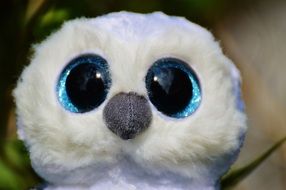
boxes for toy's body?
[14,12,247,190]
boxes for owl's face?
[14,12,246,189]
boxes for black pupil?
[66,63,106,112]
[148,67,193,116]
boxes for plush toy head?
[13,12,247,190]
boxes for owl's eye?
[57,54,111,113]
[145,58,201,118]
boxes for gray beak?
[103,92,152,140]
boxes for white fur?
[14,11,247,189]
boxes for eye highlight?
[57,54,111,113]
[145,58,201,118]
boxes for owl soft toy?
[14,12,247,190]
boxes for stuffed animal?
[13,11,247,190]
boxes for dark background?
[0,0,285,189]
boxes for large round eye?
[145,58,201,118]
[57,54,111,113]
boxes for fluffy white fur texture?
[13,11,247,190]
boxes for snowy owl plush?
[13,12,247,190]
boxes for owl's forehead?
[82,11,210,42]
[35,11,217,64]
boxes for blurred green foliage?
[0,0,284,189]
[0,140,40,189]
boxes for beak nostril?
[103,92,152,140]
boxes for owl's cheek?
[30,150,115,186]
[131,114,242,177]
[131,132,206,179]
[27,129,120,165]
[27,127,121,186]
[130,122,196,174]
[22,113,122,184]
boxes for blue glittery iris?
[145,58,201,119]
[56,54,111,113]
